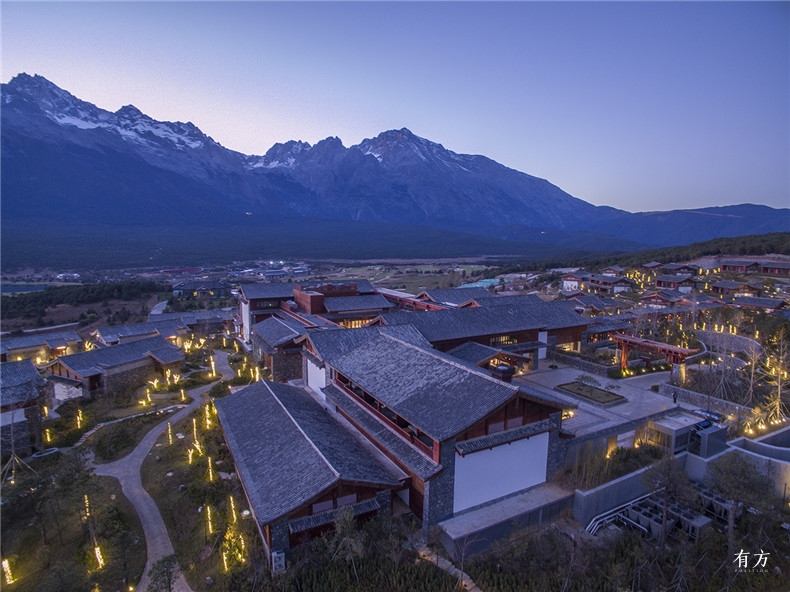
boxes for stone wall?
[572,463,657,527]
[103,361,156,397]
[271,351,303,383]
[658,383,750,418]
[424,440,456,529]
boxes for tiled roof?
[52,336,183,377]
[446,342,501,365]
[239,283,296,300]
[418,287,491,306]
[306,325,432,367]
[731,296,786,309]
[1,360,45,406]
[251,316,307,348]
[215,381,400,525]
[288,498,381,534]
[148,309,235,324]
[455,418,552,456]
[323,384,442,480]
[379,300,588,343]
[1,329,82,355]
[655,275,695,284]
[470,294,544,308]
[95,318,187,344]
[323,294,394,313]
[712,280,750,289]
[328,332,520,441]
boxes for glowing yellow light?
[222,551,229,573]
[255,367,260,382]
[230,495,237,523]
[194,439,203,456]
[223,337,227,348]
[211,356,217,377]
[205,405,211,430]
[180,388,186,402]
[42,405,49,418]
[84,494,91,517]
[234,341,239,353]
[3,558,16,584]
[45,428,52,443]
[168,422,173,445]
[77,409,83,430]
[188,449,194,464]
[146,389,152,403]
[193,417,198,442]
[207,456,215,482]
[94,545,105,569]
[138,399,147,407]
[207,505,214,534]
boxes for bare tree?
[641,455,696,545]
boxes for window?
[487,420,505,434]
[490,335,516,347]
[337,494,357,507]
[311,500,334,514]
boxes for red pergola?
[611,333,698,374]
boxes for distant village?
[2,252,790,588]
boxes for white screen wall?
[453,432,548,514]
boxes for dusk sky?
[2,1,788,213]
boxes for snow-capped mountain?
[2,73,787,269]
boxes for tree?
[705,451,774,585]
[326,507,366,582]
[577,374,601,395]
[641,455,695,545]
[762,326,789,423]
[147,554,180,592]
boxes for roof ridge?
[264,382,341,481]
[378,331,517,389]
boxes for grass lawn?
[558,381,626,405]
[0,452,146,591]
[83,407,181,463]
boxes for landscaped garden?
[0,450,146,592]
[142,403,460,592]
[558,376,626,406]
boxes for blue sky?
[2,1,788,212]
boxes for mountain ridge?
[2,73,788,270]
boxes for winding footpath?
[93,351,234,592]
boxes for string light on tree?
[2,559,15,585]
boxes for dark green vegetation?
[0,280,167,320]
[486,232,790,277]
[473,452,788,592]
[1,218,587,272]
[0,450,146,592]
[558,444,664,491]
[85,410,178,463]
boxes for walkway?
[412,538,483,592]
[93,350,234,592]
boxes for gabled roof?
[94,318,188,344]
[149,309,235,325]
[641,261,663,268]
[239,283,296,300]
[328,332,521,441]
[469,294,544,308]
[251,316,308,348]
[215,381,401,526]
[1,329,82,355]
[712,280,752,289]
[655,274,695,284]
[322,294,393,313]
[1,360,45,406]
[417,287,492,307]
[446,341,503,366]
[731,296,786,309]
[567,295,611,311]
[378,301,587,343]
[304,325,432,367]
[50,336,183,377]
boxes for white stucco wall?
[305,358,326,395]
[453,432,549,514]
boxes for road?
[94,350,234,592]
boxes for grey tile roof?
[149,309,235,324]
[655,275,695,284]
[95,318,188,344]
[446,342,501,365]
[1,360,45,406]
[323,294,394,313]
[215,381,400,525]
[328,332,520,441]
[731,296,786,309]
[306,325,432,367]
[251,316,307,348]
[239,283,296,300]
[470,294,544,308]
[418,287,492,306]
[52,336,183,377]
[288,497,381,534]
[379,300,588,343]
[455,418,552,456]
[1,329,82,355]
[323,384,442,480]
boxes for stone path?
[413,540,483,592]
[93,350,234,592]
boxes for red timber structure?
[611,333,698,381]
